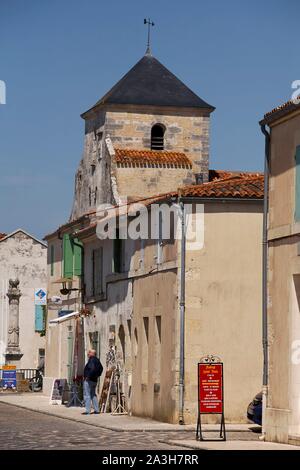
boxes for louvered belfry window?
[151,124,165,150]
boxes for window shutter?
[296,146,300,221]
[73,238,83,276]
[63,234,73,278]
[35,305,45,332]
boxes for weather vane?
[144,18,154,55]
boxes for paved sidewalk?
[0,392,251,433]
[2,393,300,450]
[162,439,300,451]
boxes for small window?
[92,247,103,296]
[151,124,165,151]
[112,228,123,273]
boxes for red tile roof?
[208,169,261,182]
[261,100,300,124]
[179,173,264,199]
[114,148,192,168]
[0,233,7,240]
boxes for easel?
[196,355,226,442]
[67,381,84,407]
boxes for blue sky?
[0,0,298,239]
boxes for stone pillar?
[5,279,23,364]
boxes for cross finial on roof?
[144,18,154,55]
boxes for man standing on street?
[82,349,103,415]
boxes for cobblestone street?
[0,403,259,450]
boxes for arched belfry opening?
[151,124,165,151]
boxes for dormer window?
[151,124,165,151]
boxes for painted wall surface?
[268,113,300,232]
[129,201,263,424]
[265,111,300,444]
[183,202,263,424]
[131,270,178,422]
[0,231,47,368]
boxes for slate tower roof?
[83,53,214,116]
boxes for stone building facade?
[260,100,300,445]
[0,229,47,369]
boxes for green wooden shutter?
[35,305,45,332]
[63,234,73,278]
[73,237,83,276]
[296,146,300,221]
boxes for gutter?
[179,197,263,204]
[178,199,186,424]
[260,123,270,437]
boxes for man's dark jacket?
[84,356,103,382]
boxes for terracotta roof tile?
[0,233,7,240]
[114,148,192,168]
[264,100,295,117]
[261,100,300,124]
[208,169,261,182]
[179,173,264,199]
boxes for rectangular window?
[113,228,123,273]
[38,348,45,369]
[50,245,55,277]
[296,146,300,221]
[89,331,100,358]
[92,247,103,296]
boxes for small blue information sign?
[2,365,17,389]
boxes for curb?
[0,400,193,433]
[0,400,254,434]
[158,439,210,450]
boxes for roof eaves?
[0,229,47,247]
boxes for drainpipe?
[260,123,270,438]
[179,199,186,424]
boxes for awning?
[49,311,80,325]
[52,277,73,284]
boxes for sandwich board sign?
[2,365,17,390]
[49,379,68,405]
[196,356,226,441]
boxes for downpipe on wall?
[260,123,270,439]
[179,199,186,425]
